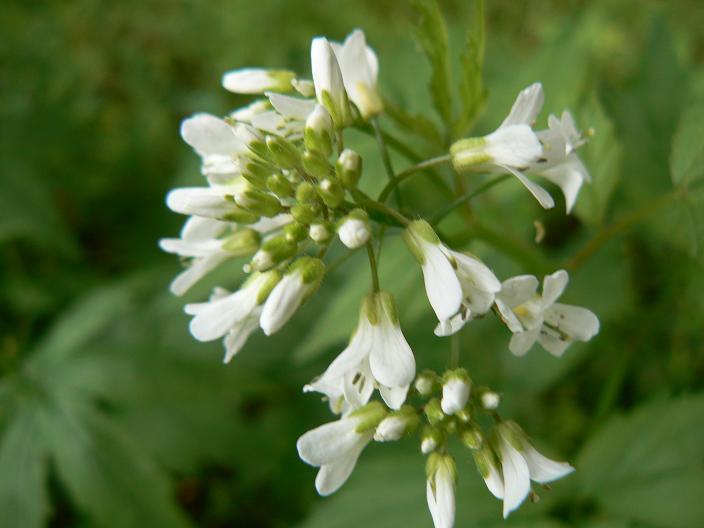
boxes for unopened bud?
[415,370,440,396]
[336,149,362,189]
[292,79,315,98]
[283,222,308,242]
[234,187,282,217]
[302,149,332,180]
[240,156,276,188]
[295,181,319,204]
[424,398,445,426]
[304,104,334,157]
[373,405,419,442]
[308,222,333,244]
[318,177,344,208]
[248,235,297,271]
[266,134,300,169]
[221,228,260,256]
[350,401,388,434]
[266,173,294,198]
[291,203,322,224]
[481,391,500,410]
[337,209,370,249]
[441,369,471,416]
[421,426,444,454]
[459,425,483,450]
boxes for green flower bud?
[459,424,484,450]
[283,221,308,242]
[350,400,388,434]
[336,149,362,189]
[266,134,301,169]
[240,156,277,187]
[234,187,282,217]
[303,149,332,180]
[221,206,259,224]
[254,269,283,305]
[291,203,322,224]
[424,398,445,426]
[221,228,260,256]
[373,405,420,442]
[266,173,294,198]
[304,104,334,157]
[421,426,445,454]
[318,177,344,208]
[248,234,297,272]
[295,181,319,204]
[415,370,440,397]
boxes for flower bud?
[337,209,370,249]
[240,156,276,188]
[291,203,322,224]
[303,150,332,180]
[234,187,282,217]
[221,228,260,256]
[266,173,294,198]
[318,177,344,208]
[309,222,333,244]
[295,181,319,204]
[421,426,444,454]
[304,104,334,157]
[349,400,388,434]
[311,38,354,128]
[481,391,501,410]
[441,369,471,416]
[292,78,315,97]
[459,424,483,450]
[414,370,440,397]
[336,149,362,189]
[266,134,301,169]
[283,222,308,242]
[373,405,419,442]
[424,398,445,426]
[248,235,297,272]
[222,68,295,94]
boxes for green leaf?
[577,394,704,528]
[41,399,193,528]
[574,95,623,226]
[453,0,487,138]
[671,100,704,186]
[382,96,445,146]
[0,410,49,528]
[412,0,453,128]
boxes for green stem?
[430,174,510,225]
[371,117,402,207]
[366,242,380,292]
[567,190,680,270]
[378,154,452,203]
[449,333,461,368]
[351,190,410,227]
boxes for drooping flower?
[489,422,574,518]
[296,401,387,496]
[184,270,281,362]
[311,37,354,128]
[260,257,325,335]
[495,269,599,356]
[403,220,500,331]
[305,291,416,411]
[426,453,457,528]
[330,29,383,119]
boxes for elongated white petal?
[542,270,569,307]
[509,328,540,356]
[180,113,241,156]
[378,383,409,411]
[296,418,360,467]
[545,303,600,342]
[451,252,501,293]
[189,287,257,341]
[222,68,294,94]
[498,275,540,308]
[180,216,228,242]
[223,310,262,363]
[369,321,415,389]
[486,125,542,168]
[426,475,455,528]
[170,253,229,296]
[260,274,305,335]
[166,187,235,219]
[419,242,463,322]
[499,440,531,518]
[536,332,571,357]
[343,367,375,409]
[159,238,222,258]
[332,29,381,118]
[311,37,350,126]
[434,312,468,337]
[314,436,369,496]
[501,164,555,209]
[501,83,544,128]
[522,444,574,484]
[538,155,589,213]
[266,92,317,120]
[484,463,505,500]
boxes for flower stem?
[366,242,380,292]
[430,174,510,225]
[378,154,452,203]
[351,189,410,227]
[371,117,402,207]
[449,333,461,368]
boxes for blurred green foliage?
[1,0,703,526]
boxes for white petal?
[501,83,544,127]
[433,312,468,337]
[542,270,569,308]
[426,472,455,528]
[441,379,470,415]
[494,298,524,333]
[260,274,305,335]
[159,237,222,258]
[296,418,360,467]
[189,287,257,342]
[499,439,531,518]
[266,92,317,120]
[484,463,505,500]
[486,125,542,168]
[165,187,234,219]
[538,155,589,213]
[314,436,369,496]
[501,164,555,209]
[522,444,574,484]
[498,275,540,308]
[223,309,261,363]
[180,113,241,156]
[311,37,347,113]
[369,321,415,388]
[180,216,228,242]
[451,252,501,293]
[169,253,229,296]
[509,328,540,356]
[222,68,292,94]
[249,214,293,233]
[343,366,374,410]
[419,241,463,322]
[378,383,409,410]
[544,303,599,342]
[536,332,571,357]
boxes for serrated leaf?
[671,100,704,186]
[412,0,453,127]
[454,0,487,138]
[41,399,193,528]
[574,96,623,226]
[0,410,49,528]
[577,394,704,528]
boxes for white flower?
[330,29,382,119]
[228,99,272,124]
[184,271,281,363]
[311,37,353,128]
[404,220,499,330]
[260,257,325,335]
[305,291,415,411]
[221,68,295,94]
[180,113,244,157]
[426,454,456,528]
[491,422,574,518]
[337,209,370,249]
[296,401,387,496]
[166,185,245,220]
[373,405,418,442]
[440,371,470,415]
[495,269,599,356]
[450,83,554,209]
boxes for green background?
[1,0,703,526]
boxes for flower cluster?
[161,27,599,528]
